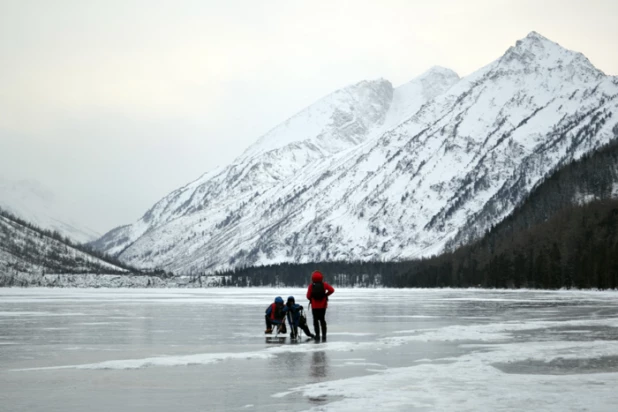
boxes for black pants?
[290,323,314,339]
[265,315,286,333]
[312,308,327,338]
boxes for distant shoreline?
[2,273,616,291]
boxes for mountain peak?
[513,30,557,52]
[405,66,460,102]
[239,77,394,160]
[497,31,604,81]
[524,30,547,41]
[419,66,460,81]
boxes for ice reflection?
[310,351,329,379]
[283,351,307,371]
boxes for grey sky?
[1,0,617,234]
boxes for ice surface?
[1,288,617,411]
[284,289,618,411]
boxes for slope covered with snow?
[93,32,618,273]
[0,178,100,243]
[92,67,460,258]
[0,210,126,278]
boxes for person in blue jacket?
[265,296,287,334]
[283,296,315,340]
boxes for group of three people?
[265,270,335,341]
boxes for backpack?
[299,310,307,327]
[311,282,326,300]
[273,303,285,320]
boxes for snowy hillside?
[0,178,100,243]
[0,209,126,278]
[93,32,618,274]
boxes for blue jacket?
[265,303,285,324]
[283,303,305,326]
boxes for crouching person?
[284,296,315,340]
[265,296,287,334]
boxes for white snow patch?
[12,351,275,371]
[12,340,376,372]
[341,361,385,367]
[368,315,439,319]
[275,315,618,411]
[0,311,87,317]
[381,318,618,344]
[289,353,618,411]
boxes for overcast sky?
[1,0,617,234]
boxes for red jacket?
[266,302,285,322]
[307,272,335,309]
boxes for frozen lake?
[1,288,618,411]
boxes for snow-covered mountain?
[0,178,100,243]
[93,32,618,274]
[0,210,125,278]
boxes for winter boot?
[322,324,327,342]
[265,328,273,334]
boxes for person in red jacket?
[306,270,335,341]
[264,296,287,334]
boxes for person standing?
[306,270,334,341]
